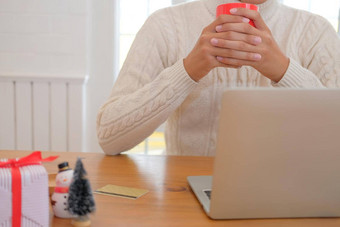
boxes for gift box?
[0,152,58,227]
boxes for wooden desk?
[1,150,340,227]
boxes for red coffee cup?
[216,3,258,27]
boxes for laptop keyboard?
[203,190,212,200]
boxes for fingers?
[229,8,268,31]
[215,22,260,36]
[213,45,262,63]
[210,39,259,59]
[210,30,262,63]
[212,31,262,47]
[209,12,266,67]
[184,12,265,81]
[205,14,252,32]
[214,59,240,69]
[216,56,255,68]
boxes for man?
[97,0,340,156]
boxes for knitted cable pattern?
[97,0,340,156]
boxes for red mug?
[216,3,258,27]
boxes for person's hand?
[213,8,289,82]
[183,15,260,82]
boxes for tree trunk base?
[71,216,91,227]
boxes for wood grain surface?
[1,150,340,227]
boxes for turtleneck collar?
[203,0,280,21]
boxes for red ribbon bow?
[0,151,58,227]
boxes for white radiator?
[0,74,87,152]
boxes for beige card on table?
[94,184,149,199]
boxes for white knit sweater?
[97,0,340,156]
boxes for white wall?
[0,0,114,153]
[0,0,87,76]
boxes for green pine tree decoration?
[67,158,95,226]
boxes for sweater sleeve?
[272,16,340,88]
[97,11,197,155]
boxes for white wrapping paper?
[0,160,49,227]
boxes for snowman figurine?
[51,162,74,218]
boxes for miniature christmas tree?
[67,158,95,226]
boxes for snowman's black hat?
[58,162,72,172]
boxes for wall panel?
[15,81,33,150]
[0,81,15,149]
[32,82,50,151]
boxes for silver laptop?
[188,88,340,219]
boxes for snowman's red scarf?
[54,186,69,193]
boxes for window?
[119,0,173,69]
[281,0,340,32]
